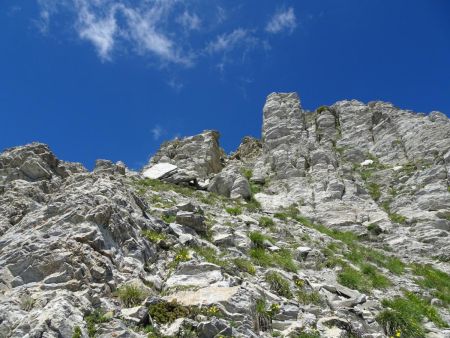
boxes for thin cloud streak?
[266,7,297,34]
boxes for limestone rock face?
[145,130,224,183]
[1,92,450,338]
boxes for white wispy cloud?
[177,11,201,31]
[266,7,297,34]
[36,0,191,64]
[33,1,297,75]
[76,2,117,61]
[206,29,254,54]
[122,5,191,65]
[150,125,165,140]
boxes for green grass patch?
[193,246,228,268]
[377,291,448,337]
[71,326,82,338]
[272,248,298,273]
[249,247,272,267]
[337,266,372,293]
[241,168,253,180]
[161,214,176,224]
[265,271,292,299]
[296,289,323,305]
[142,229,166,242]
[259,216,275,228]
[367,182,381,201]
[85,309,110,337]
[233,258,256,275]
[274,212,288,221]
[225,206,242,216]
[412,264,450,306]
[389,213,407,224]
[360,263,391,288]
[248,231,268,248]
[116,284,147,308]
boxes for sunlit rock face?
[0,93,449,338]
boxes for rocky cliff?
[0,93,449,338]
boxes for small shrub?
[116,284,146,307]
[225,206,242,216]
[72,326,82,338]
[148,300,190,324]
[142,229,166,242]
[85,309,110,338]
[317,105,329,114]
[174,247,191,264]
[234,258,256,275]
[265,271,292,299]
[161,214,176,224]
[259,216,275,228]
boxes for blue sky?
[1,1,449,169]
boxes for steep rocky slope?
[0,93,449,338]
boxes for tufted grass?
[296,289,323,305]
[412,264,450,306]
[233,258,256,275]
[377,291,448,337]
[193,246,229,268]
[367,182,381,201]
[337,266,372,293]
[249,247,272,267]
[259,216,275,229]
[265,271,292,299]
[248,231,269,248]
[71,326,82,338]
[225,206,242,216]
[116,284,147,308]
[272,248,298,273]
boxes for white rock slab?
[360,159,374,166]
[142,163,177,179]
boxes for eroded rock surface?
[1,93,449,338]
